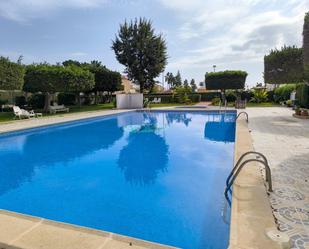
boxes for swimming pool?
[0,111,236,248]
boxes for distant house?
[120,76,140,93]
[153,82,165,93]
[197,82,209,93]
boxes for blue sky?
[0,0,307,87]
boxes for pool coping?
[229,116,284,249]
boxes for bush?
[211,97,221,105]
[225,90,237,102]
[267,90,275,102]
[28,94,45,109]
[188,94,201,103]
[240,90,253,101]
[58,93,76,105]
[296,83,309,108]
[250,89,268,103]
[199,92,220,101]
[145,93,200,103]
[15,96,26,107]
[274,84,296,102]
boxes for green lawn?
[246,102,281,107]
[0,103,114,123]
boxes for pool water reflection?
[0,111,235,249]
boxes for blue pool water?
[0,111,235,249]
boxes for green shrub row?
[145,93,201,103]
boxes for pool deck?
[229,114,284,249]
[247,107,309,249]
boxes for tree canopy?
[83,61,122,94]
[165,71,182,89]
[0,57,25,90]
[264,46,303,84]
[205,70,247,90]
[190,79,197,92]
[24,64,95,93]
[24,64,95,111]
[112,18,167,93]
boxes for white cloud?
[70,52,88,57]
[159,0,307,84]
[0,0,107,22]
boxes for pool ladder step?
[224,151,273,197]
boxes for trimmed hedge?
[264,46,303,84]
[296,83,309,108]
[145,93,201,103]
[205,70,247,90]
[0,57,25,90]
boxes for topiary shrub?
[205,70,247,90]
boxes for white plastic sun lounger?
[13,106,41,119]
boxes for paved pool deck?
[247,107,309,249]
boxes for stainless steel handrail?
[226,151,268,187]
[224,158,273,196]
[236,111,248,122]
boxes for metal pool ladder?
[236,111,249,122]
[224,151,273,196]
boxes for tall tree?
[303,12,309,81]
[190,79,197,92]
[174,71,182,87]
[165,72,175,89]
[112,18,167,93]
[0,57,24,90]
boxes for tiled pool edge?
[229,117,284,249]
[0,109,133,134]
[0,209,176,249]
